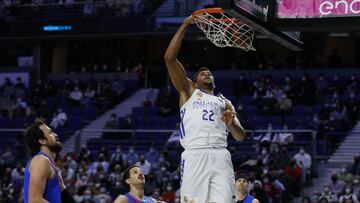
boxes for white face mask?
[83,195,91,200]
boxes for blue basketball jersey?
[125,192,154,203]
[236,194,254,203]
[24,152,61,203]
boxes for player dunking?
[164,15,246,203]
[114,165,164,203]
[23,118,76,203]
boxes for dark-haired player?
[164,15,246,203]
[114,165,165,203]
[23,118,76,203]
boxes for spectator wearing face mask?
[123,146,139,165]
[161,183,175,202]
[339,186,359,203]
[294,147,311,185]
[79,189,95,203]
[110,146,124,165]
[135,154,151,176]
[145,145,159,165]
[320,184,338,203]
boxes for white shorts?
[180,148,235,203]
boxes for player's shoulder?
[252,198,260,203]
[113,195,128,203]
[30,154,51,167]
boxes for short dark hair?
[23,118,46,155]
[236,173,249,182]
[121,165,140,191]
[194,67,211,82]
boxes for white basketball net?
[193,9,256,51]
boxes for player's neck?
[237,191,247,200]
[130,187,145,200]
[40,148,56,160]
[199,88,214,95]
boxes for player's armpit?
[28,156,52,203]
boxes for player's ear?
[38,138,47,145]
[126,178,131,185]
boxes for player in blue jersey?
[23,118,76,203]
[164,15,246,203]
[114,165,165,203]
[235,174,260,203]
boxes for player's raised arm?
[164,15,195,95]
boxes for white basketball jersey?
[179,89,228,149]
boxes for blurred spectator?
[65,155,78,172]
[0,148,15,167]
[88,153,109,174]
[135,154,151,176]
[302,196,312,203]
[62,163,75,187]
[110,145,125,165]
[250,181,268,203]
[353,177,360,199]
[329,173,346,196]
[161,183,175,202]
[78,145,91,163]
[50,108,68,129]
[83,85,96,107]
[284,158,302,197]
[145,145,159,165]
[123,146,139,165]
[339,186,359,203]
[350,155,360,176]
[254,123,273,147]
[109,164,122,185]
[12,97,27,117]
[272,125,294,146]
[275,94,292,115]
[312,190,322,203]
[320,184,338,203]
[69,85,83,106]
[294,147,311,185]
[339,165,354,185]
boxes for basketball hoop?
[192,8,256,51]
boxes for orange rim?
[192,7,224,15]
